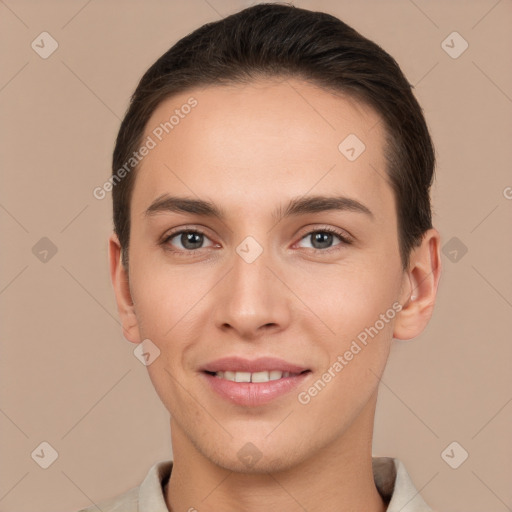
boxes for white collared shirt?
[76,456,433,511]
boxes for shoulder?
[74,485,138,512]
[71,459,173,512]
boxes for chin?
[206,439,308,475]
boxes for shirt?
[76,456,433,512]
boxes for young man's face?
[110,78,437,473]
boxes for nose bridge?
[214,233,290,336]
[233,235,271,292]
[231,234,275,305]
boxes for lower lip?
[201,371,311,406]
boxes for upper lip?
[200,356,310,374]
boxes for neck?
[165,395,386,512]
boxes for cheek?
[297,263,399,396]
[128,261,199,409]
[296,260,400,334]
[129,254,208,339]
[295,270,397,427]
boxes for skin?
[109,77,441,512]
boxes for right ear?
[108,233,141,343]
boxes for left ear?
[394,228,442,340]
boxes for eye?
[296,227,352,251]
[161,226,352,256]
[163,229,216,252]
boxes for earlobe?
[108,233,141,344]
[393,228,442,340]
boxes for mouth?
[203,369,311,383]
[200,370,313,408]
[199,356,312,406]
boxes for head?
[109,3,441,473]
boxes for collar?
[138,457,432,512]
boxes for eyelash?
[161,226,352,257]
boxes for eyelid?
[296,224,353,243]
[162,224,212,241]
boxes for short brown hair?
[112,2,435,269]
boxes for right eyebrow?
[144,195,225,219]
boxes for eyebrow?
[144,193,374,221]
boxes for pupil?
[182,232,203,249]
[313,232,332,249]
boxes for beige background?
[1,0,511,511]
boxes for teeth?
[213,370,295,382]
[235,371,251,383]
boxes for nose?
[213,240,292,339]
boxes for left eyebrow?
[274,195,374,222]
[144,194,374,221]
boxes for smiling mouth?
[204,369,311,382]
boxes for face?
[110,77,438,473]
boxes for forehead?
[132,78,393,221]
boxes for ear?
[108,232,141,343]
[394,228,442,340]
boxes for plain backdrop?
[0,1,511,511]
